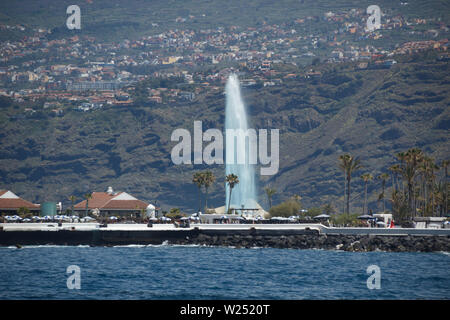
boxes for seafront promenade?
[1,222,450,236]
[1,222,449,252]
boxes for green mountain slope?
[1,54,448,212]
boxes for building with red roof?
[73,187,150,218]
[0,190,40,214]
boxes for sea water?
[0,245,449,299]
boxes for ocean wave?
[170,244,202,248]
[112,241,172,248]
[112,244,147,248]
[3,245,75,249]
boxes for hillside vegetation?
[1,52,448,212]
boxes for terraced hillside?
[0,53,448,212]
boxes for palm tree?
[68,195,77,215]
[395,152,408,195]
[323,203,335,215]
[377,173,389,213]
[192,172,204,212]
[418,156,437,216]
[389,164,400,193]
[435,182,445,217]
[84,193,92,218]
[342,176,346,214]
[427,159,439,216]
[226,174,239,214]
[403,148,423,217]
[17,206,30,218]
[292,194,302,213]
[442,160,449,217]
[360,173,373,215]
[202,170,216,213]
[339,154,363,215]
[264,187,277,209]
[292,194,302,203]
[389,149,423,220]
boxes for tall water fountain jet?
[225,74,257,211]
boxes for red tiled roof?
[102,200,148,210]
[0,190,40,210]
[74,192,148,210]
[0,198,40,210]
[74,192,112,209]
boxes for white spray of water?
[225,74,257,211]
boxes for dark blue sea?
[0,244,449,300]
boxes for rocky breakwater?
[172,233,450,252]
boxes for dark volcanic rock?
[171,232,450,253]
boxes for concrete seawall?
[0,228,199,246]
[320,226,450,236]
[196,223,450,236]
[171,233,450,252]
[1,223,449,252]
